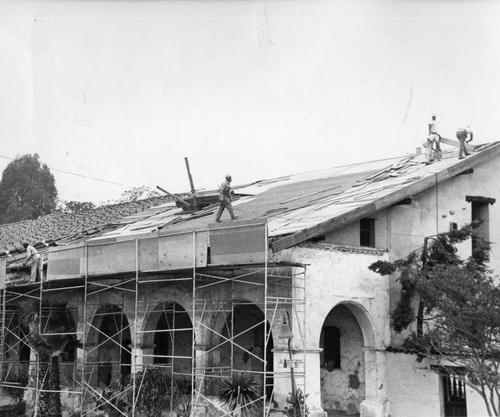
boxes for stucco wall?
[387,352,490,417]
[272,245,391,415]
[324,210,390,250]
[272,245,390,350]
[324,153,500,280]
[387,352,442,417]
[387,156,500,345]
[322,155,500,341]
[295,153,500,416]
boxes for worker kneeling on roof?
[22,242,44,283]
[215,175,238,223]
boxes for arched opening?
[2,306,29,387]
[41,305,78,388]
[152,302,192,376]
[219,302,273,398]
[96,306,131,387]
[319,304,369,417]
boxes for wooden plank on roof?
[440,137,475,152]
[271,142,500,252]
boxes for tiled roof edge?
[298,242,387,256]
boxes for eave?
[271,142,500,252]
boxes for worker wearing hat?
[427,113,442,162]
[215,175,237,222]
[22,242,44,282]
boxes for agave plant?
[219,372,261,416]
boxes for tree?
[369,222,500,416]
[115,186,161,203]
[20,302,77,417]
[0,154,58,224]
[57,200,96,214]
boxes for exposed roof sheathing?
[2,141,499,262]
[91,142,500,252]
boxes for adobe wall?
[272,245,391,417]
[317,154,500,417]
[386,352,489,417]
[324,154,500,343]
[387,155,500,344]
[386,352,442,417]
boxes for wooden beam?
[466,195,496,205]
[184,157,198,207]
[271,142,500,252]
[156,186,192,207]
[440,137,475,152]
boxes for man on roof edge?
[22,242,44,283]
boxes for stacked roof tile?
[0,196,172,254]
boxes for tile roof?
[2,140,499,264]
[0,196,172,255]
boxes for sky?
[0,0,499,204]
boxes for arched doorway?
[219,302,274,398]
[95,306,131,387]
[319,303,371,416]
[151,302,192,376]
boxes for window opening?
[467,196,494,262]
[442,372,467,417]
[360,218,375,248]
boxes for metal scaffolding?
[191,222,306,416]
[0,281,43,400]
[0,220,307,416]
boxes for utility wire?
[0,154,134,188]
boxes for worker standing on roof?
[215,175,237,223]
[22,242,43,282]
[457,126,473,159]
[428,113,442,162]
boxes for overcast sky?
[1,0,499,204]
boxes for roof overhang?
[271,142,500,252]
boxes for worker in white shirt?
[428,114,442,161]
[22,242,44,282]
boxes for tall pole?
[184,157,198,207]
[287,311,297,417]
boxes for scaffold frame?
[0,220,307,417]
